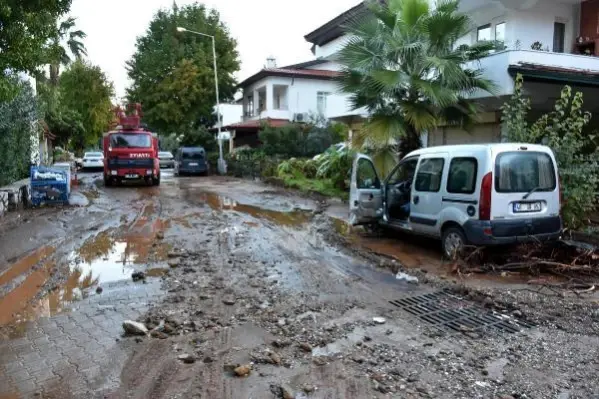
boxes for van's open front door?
[349,154,383,226]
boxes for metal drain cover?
[389,290,530,335]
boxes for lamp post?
[176,26,226,174]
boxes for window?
[477,24,492,42]
[357,158,380,189]
[447,158,478,194]
[495,22,506,42]
[110,134,152,148]
[246,96,254,116]
[317,92,330,114]
[387,158,419,186]
[495,152,556,193]
[553,22,565,53]
[414,158,445,192]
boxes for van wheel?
[442,227,466,260]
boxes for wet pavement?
[1,172,597,398]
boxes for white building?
[225,57,354,149]
[304,0,599,146]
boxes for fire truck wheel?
[152,175,161,186]
[104,175,113,187]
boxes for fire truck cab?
[103,104,160,187]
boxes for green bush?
[0,78,36,186]
[501,74,599,229]
[316,149,354,190]
[259,120,348,158]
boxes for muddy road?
[1,173,598,399]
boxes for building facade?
[225,59,354,149]
[305,0,599,146]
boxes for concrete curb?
[0,180,30,217]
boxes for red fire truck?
[102,104,160,186]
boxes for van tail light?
[479,172,492,221]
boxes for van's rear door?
[491,145,561,234]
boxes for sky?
[69,0,360,101]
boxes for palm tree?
[49,18,87,86]
[337,0,498,175]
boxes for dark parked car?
[174,147,208,176]
[158,151,175,168]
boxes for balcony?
[469,50,599,100]
[242,84,292,122]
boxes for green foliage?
[259,121,347,158]
[0,0,72,100]
[501,74,599,229]
[316,149,355,190]
[45,108,85,148]
[337,0,499,163]
[126,3,240,133]
[226,147,277,179]
[279,175,349,200]
[48,17,87,86]
[58,60,115,151]
[159,134,181,152]
[0,78,36,185]
[179,126,217,151]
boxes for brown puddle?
[331,219,544,287]
[332,219,442,269]
[0,246,56,287]
[0,208,172,336]
[198,192,311,227]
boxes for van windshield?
[182,151,204,160]
[110,133,152,148]
[495,152,556,193]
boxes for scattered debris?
[234,364,251,377]
[372,317,386,325]
[222,296,236,305]
[95,286,103,294]
[298,342,313,352]
[168,258,180,268]
[280,383,294,399]
[122,320,148,336]
[178,354,196,364]
[396,272,419,284]
[132,271,146,281]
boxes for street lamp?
[176,26,226,174]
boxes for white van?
[350,144,562,257]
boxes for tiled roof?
[508,62,599,87]
[511,62,599,76]
[238,68,341,88]
[304,1,368,46]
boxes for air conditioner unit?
[294,113,309,123]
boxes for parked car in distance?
[81,152,104,170]
[313,142,347,161]
[174,147,208,176]
[350,143,562,258]
[158,151,175,168]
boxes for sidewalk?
[0,178,30,216]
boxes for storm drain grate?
[389,290,531,335]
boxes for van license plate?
[125,174,138,179]
[189,163,198,166]
[514,202,542,213]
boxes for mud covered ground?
[1,173,598,399]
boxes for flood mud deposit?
[0,174,598,398]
